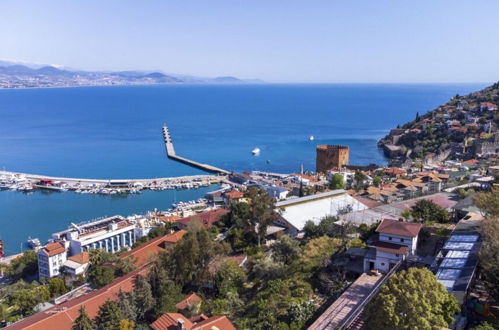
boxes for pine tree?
[133,275,155,321]
[96,299,124,330]
[71,306,95,330]
[118,290,137,322]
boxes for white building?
[63,252,90,278]
[365,219,422,273]
[38,242,67,279]
[275,190,368,235]
[52,216,137,255]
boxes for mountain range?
[0,60,263,88]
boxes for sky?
[1,1,498,83]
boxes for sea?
[0,83,488,254]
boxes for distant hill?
[0,61,262,88]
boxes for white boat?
[252,147,261,155]
[309,135,315,141]
[27,237,41,249]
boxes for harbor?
[0,170,226,195]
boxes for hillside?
[379,82,499,165]
[0,62,260,88]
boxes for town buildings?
[37,242,67,279]
[345,219,422,274]
[51,216,137,255]
[275,189,368,235]
[316,145,349,173]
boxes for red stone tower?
[316,145,349,173]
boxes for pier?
[162,126,230,175]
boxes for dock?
[162,126,230,175]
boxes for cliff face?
[379,82,499,164]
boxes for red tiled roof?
[373,241,408,255]
[150,313,235,330]
[192,315,236,330]
[120,230,187,267]
[224,190,245,200]
[177,209,229,228]
[385,168,406,175]
[8,267,149,330]
[352,195,383,208]
[175,293,203,310]
[42,242,66,257]
[67,252,89,265]
[376,219,422,238]
[151,313,193,330]
[463,159,479,166]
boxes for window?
[388,236,392,241]
[400,238,405,242]
[395,254,399,257]
[381,263,385,266]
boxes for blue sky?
[1,1,498,83]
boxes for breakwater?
[162,126,231,175]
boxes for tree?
[270,235,301,264]
[329,173,345,190]
[472,322,496,330]
[410,199,449,223]
[365,268,459,330]
[133,275,155,322]
[250,257,286,283]
[346,238,366,249]
[247,187,277,246]
[7,250,38,279]
[72,306,95,330]
[48,277,68,297]
[372,176,382,187]
[168,221,225,286]
[303,216,345,239]
[116,257,136,276]
[474,186,499,217]
[9,283,50,316]
[299,237,343,272]
[147,263,183,317]
[214,260,246,297]
[89,265,115,288]
[478,217,499,302]
[118,290,137,323]
[353,171,367,191]
[119,319,135,330]
[96,299,124,330]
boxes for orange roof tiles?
[8,267,149,330]
[192,315,236,330]
[175,293,203,310]
[42,242,66,257]
[68,252,89,265]
[151,313,194,330]
[177,209,229,228]
[150,313,235,330]
[376,219,422,238]
[120,230,187,267]
[224,190,245,200]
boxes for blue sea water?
[0,83,488,253]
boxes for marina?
[0,170,225,195]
